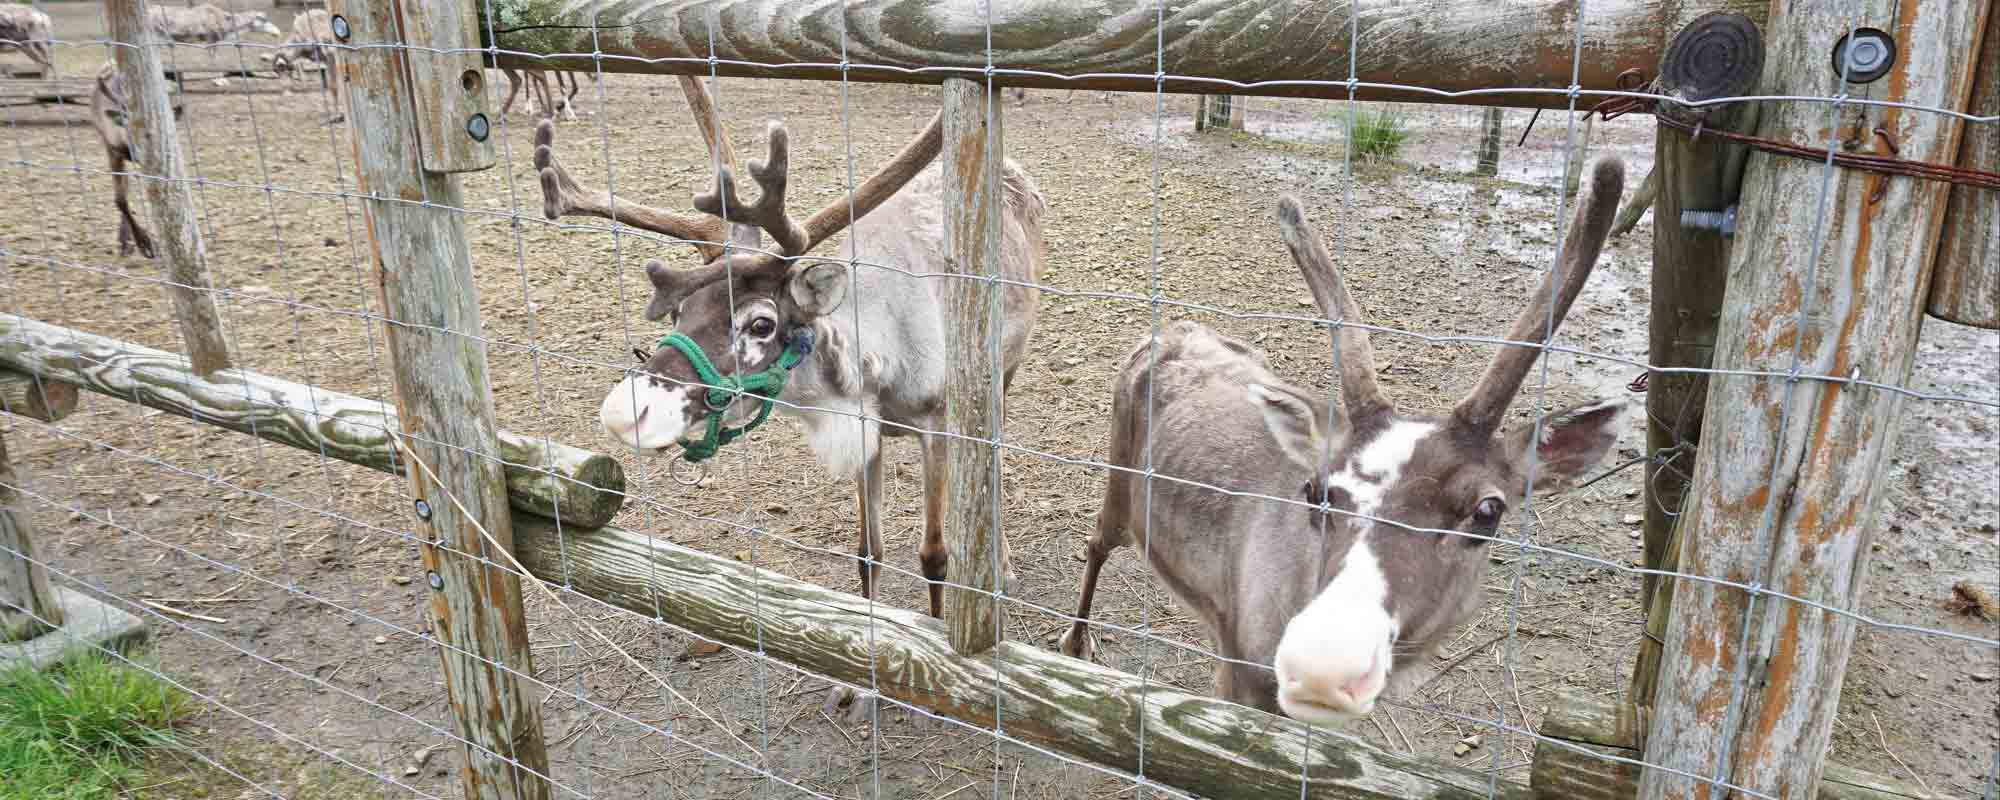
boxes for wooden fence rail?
[476,0,1767,109]
[509,514,1536,800]
[0,314,627,529]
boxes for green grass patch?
[0,651,193,800]
[1341,106,1412,160]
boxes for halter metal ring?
[668,452,709,486]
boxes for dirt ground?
[2,2,1995,798]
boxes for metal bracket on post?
[389,0,494,173]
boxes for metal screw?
[427,571,443,590]
[1831,28,1896,84]
[413,498,432,519]
[465,113,490,142]
[1681,205,1737,237]
[329,14,350,42]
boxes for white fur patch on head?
[1274,538,1394,721]
[1324,420,1437,523]
[599,374,692,452]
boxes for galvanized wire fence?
[1,1,1996,798]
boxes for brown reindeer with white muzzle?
[1060,156,1630,725]
[534,81,1047,724]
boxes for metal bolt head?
[465,113,490,142]
[329,14,350,41]
[1831,28,1896,84]
[427,571,443,590]
[413,498,432,519]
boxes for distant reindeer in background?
[501,67,594,121]
[0,5,55,76]
[261,9,342,122]
[88,61,187,259]
[146,3,280,44]
[1060,157,1631,725]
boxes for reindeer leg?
[500,67,522,117]
[1058,480,1127,661]
[109,151,154,259]
[919,432,950,619]
[824,448,887,726]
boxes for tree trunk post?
[940,77,1008,656]
[1476,106,1504,175]
[1628,13,1765,704]
[1609,164,1658,238]
[0,373,73,642]
[1563,111,1596,196]
[104,0,233,377]
[330,0,550,795]
[1637,1,1988,796]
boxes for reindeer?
[534,82,1047,723]
[1058,157,1630,725]
[264,9,331,87]
[87,61,186,259]
[145,3,280,45]
[500,67,593,122]
[0,5,55,77]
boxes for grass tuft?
[1343,106,1412,159]
[0,651,192,800]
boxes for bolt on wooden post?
[327,0,549,797]
[1637,1,1989,796]
[940,77,1010,656]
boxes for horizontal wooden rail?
[478,0,1766,109]
[1530,693,1943,799]
[509,514,1535,799]
[0,314,626,528]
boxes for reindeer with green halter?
[533,81,1049,725]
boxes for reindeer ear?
[642,261,681,322]
[786,261,849,316]
[1247,383,1326,472]
[1501,396,1632,494]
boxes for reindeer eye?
[1472,497,1506,526]
[747,318,777,338]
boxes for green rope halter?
[656,327,814,463]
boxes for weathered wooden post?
[104,0,233,376]
[1628,11,1764,704]
[1476,107,1504,176]
[940,77,1009,656]
[0,372,75,642]
[1637,1,1989,797]
[329,0,552,795]
[1924,9,1997,331]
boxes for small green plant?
[1343,106,1411,160]
[0,652,192,800]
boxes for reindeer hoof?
[823,685,877,728]
[1057,625,1096,661]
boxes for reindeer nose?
[603,405,648,443]
[1277,649,1383,719]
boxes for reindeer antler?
[1452,156,1626,435]
[693,121,810,256]
[532,119,729,262]
[1275,194,1390,419]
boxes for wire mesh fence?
[0,0,1996,798]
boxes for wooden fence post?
[104,0,232,376]
[0,372,75,642]
[329,0,550,796]
[1629,12,1763,705]
[1637,2,1988,797]
[940,77,1009,656]
[1476,107,1504,176]
[1924,9,1998,330]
